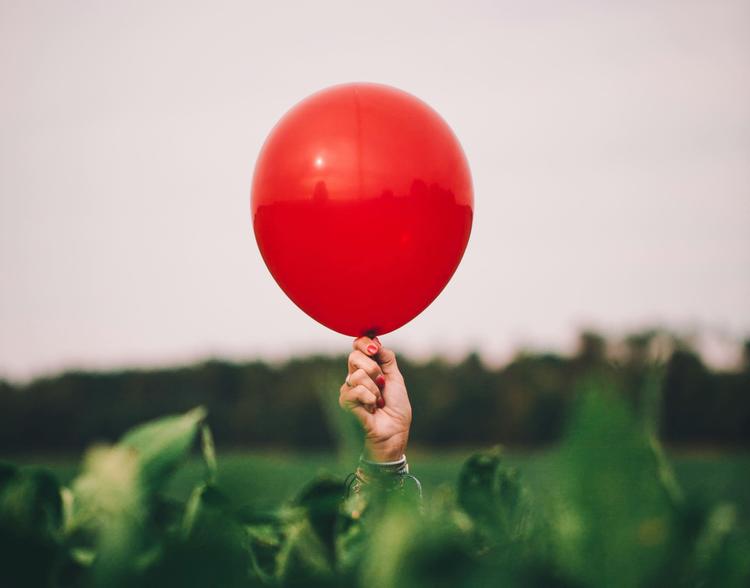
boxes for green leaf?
[457,447,532,548]
[0,466,62,538]
[143,484,253,588]
[0,467,63,588]
[294,475,346,566]
[120,406,207,491]
[548,385,679,587]
[361,506,482,588]
[200,424,218,484]
[66,407,207,587]
[0,461,18,488]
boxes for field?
[16,448,750,526]
[5,395,750,587]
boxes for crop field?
[4,393,750,587]
[17,449,750,524]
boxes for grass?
[12,448,750,526]
[4,397,749,587]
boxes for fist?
[339,336,412,462]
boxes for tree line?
[1,330,748,454]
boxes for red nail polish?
[376,397,385,408]
[366,344,378,355]
[375,375,385,388]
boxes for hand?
[339,336,412,462]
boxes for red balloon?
[251,83,473,337]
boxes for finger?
[339,383,378,413]
[353,336,379,357]
[374,345,399,376]
[348,368,382,401]
[339,383,376,408]
[338,389,374,420]
[347,351,385,388]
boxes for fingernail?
[366,344,378,355]
[376,397,385,409]
[375,375,385,389]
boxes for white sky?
[1,0,749,380]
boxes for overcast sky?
[1,0,749,380]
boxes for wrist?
[364,435,408,462]
[356,453,408,485]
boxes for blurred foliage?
[2,381,750,587]
[1,329,748,454]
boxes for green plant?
[1,386,748,587]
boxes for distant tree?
[576,331,607,366]
[0,330,748,452]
